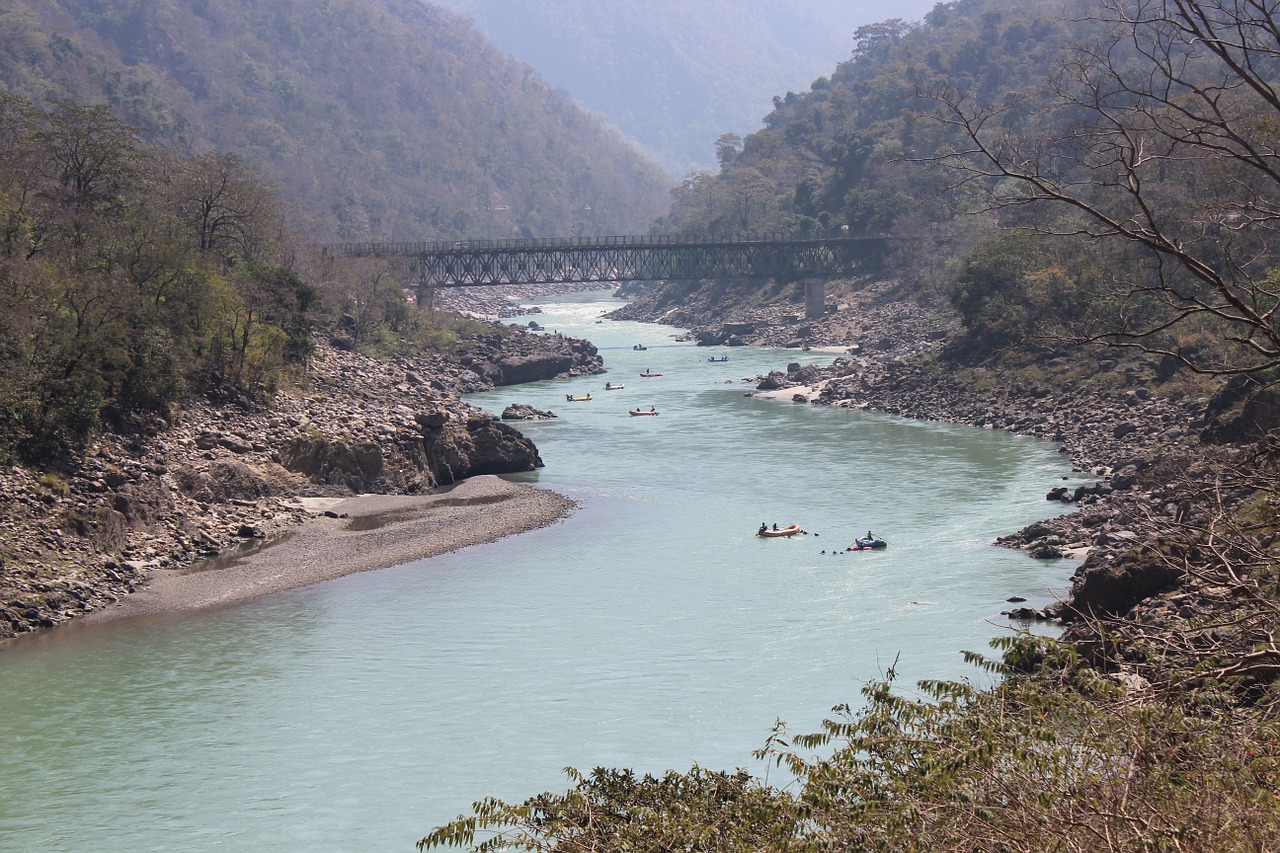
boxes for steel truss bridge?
[330,235,886,292]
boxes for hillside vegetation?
[0,91,543,467]
[656,0,1280,376]
[0,0,672,241]
[0,95,291,462]
[0,0,681,467]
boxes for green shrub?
[420,635,1280,852]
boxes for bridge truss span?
[330,235,886,288]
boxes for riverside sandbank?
[82,476,574,622]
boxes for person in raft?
[759,522,768,534]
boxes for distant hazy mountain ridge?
[435,0,937,174]
[0,0,672,241]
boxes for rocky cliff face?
[0,325,597,639]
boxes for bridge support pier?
[803,279,825,320]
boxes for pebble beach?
[82,476,575,622]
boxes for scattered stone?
[502,403,557,421]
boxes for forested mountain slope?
[630,0,1093,335]
[658,0,1089,242]
[0,0,672,241]
[436,0,935,174]
[655,0,1280,377]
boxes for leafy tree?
[419,766,802,852]
[714,132,742,171]
[852,18,915,62]
[0,93,312,461]
[36,99,144,212]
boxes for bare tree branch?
[917,0,1280,376]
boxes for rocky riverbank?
[610,276,1271,656]
[0,326,603,640]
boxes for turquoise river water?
[0,290,1085,852]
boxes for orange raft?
[757,524,802,538]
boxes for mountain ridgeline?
[434,0,934,175]
[0,0,672,242]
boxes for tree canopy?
[0,94,446,465]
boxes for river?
[0,290,1084,852]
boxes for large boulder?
[493,352,582,385]
[426,416,543,484]
[281,432,430,493]
[460,334,604,386]
[756,371,787,391]
[279,411,543,493]
[1060,546,1182,620]
[1201,374,1280,443]
[790,363,823,384]
[502,403,557,421]
[279,437,386,492]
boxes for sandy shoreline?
[83,476,575,623]
[752,381,830,401]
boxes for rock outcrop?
[502,403,557,421]
[454,331,605,387]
